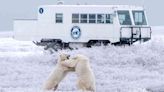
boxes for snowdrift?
[0,28,164,92]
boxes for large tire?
[44,42,62,51]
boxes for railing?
[120,26,151,44]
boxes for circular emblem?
[39,8,44,14]
[71,26,81,39]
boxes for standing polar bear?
[42,53,74,91]
[61,54,96,92]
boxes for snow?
[0,31,13,38]
[0,27,164,92]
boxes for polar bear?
[42,53,74,91]
[61,54,96,92]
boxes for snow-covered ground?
[0,27,164,92]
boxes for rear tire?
[87,40,110,47]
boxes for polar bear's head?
[59,53,70,62]
[60,55,82,68]
[58,53,75,71]
[61,54,89,68]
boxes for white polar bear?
[61,54,96,92]
[42,53,74,91]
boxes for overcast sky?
[0,0,163,30]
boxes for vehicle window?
[89,14,96,23]
[72,14,79,23]
[97,14,105,23]
[117,11,132,25]
[132,11,147,25]
[56,13,63,23]
[106,14,113,24]
[80,14,88,23]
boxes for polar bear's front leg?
[43,81,58,91]
[61,59,78,68]
[53,84,58,91]
[77,79,87,91]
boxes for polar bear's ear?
[66,55,70,59]
[59,53,70,60]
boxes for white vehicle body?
[14,5,151,46]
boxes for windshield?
[117,11,132,25]
[132,11,147,25]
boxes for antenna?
[77,3,80,5]
[57,0,64,5]
[141,0,145,7]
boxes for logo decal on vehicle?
[39,8,44,14]
[71,26,81,39]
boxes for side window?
[106,14,113,24]
[117,11,132,25]
[132,11,147,25]
[97,14,105,23]
[56,13,63,23]
[72,14,79,23]
[71,13,113,24]
[89,14,96,23]
[80,14,88,23]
